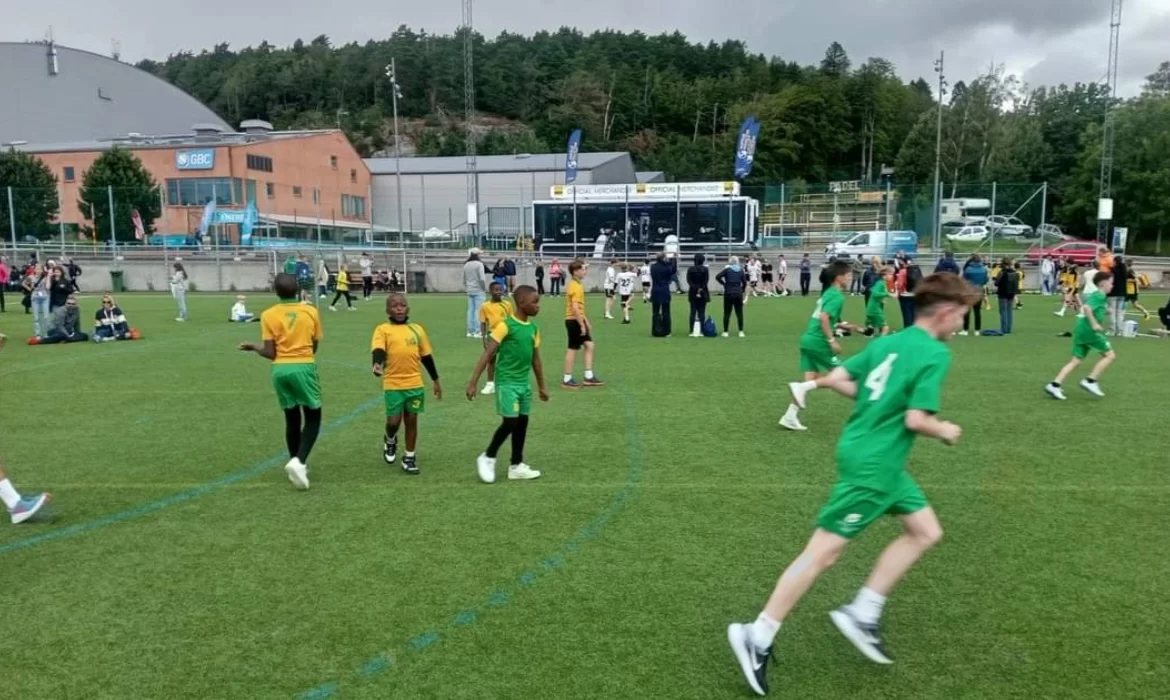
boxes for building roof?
[636,171,666,183]
[364,152,631,176]
[11,129,339,155]
[0,42,232,145]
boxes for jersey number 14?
[864,353,898,401]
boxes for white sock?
[0,478,21,509]
[563,373,573,383]
[783,404,800,421]
[798,380,817,393]
[405,451,416,458]
[584,369,596,380]
[848,586,887,625]
[748,612,781,650]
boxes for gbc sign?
[175,149,215,170]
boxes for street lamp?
[385,60,405,248]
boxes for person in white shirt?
[747,257,763,298]
[359,252,374,300]
[170,263,189,322]
[778,255,789,296]
[230,294,256,322]
[1039,256,1056,296]
[639,261,652,302]
[604,257,619,320]
[616,263,638,324]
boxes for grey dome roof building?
[0,41,231,146]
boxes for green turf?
[1,291,1167,699]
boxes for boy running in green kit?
[1045,271,1115,400]
[864,267,893,337]
[467,286,550,483]
[780,260,862,432]
[728,273,980,696]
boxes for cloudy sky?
[7,0,1167,96]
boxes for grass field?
[1,291,1167,700]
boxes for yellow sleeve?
[490,322,509,344]
[416,325,433,356]
[370,325,385,352]
[534,328,541,349]
[310,308,322,341]
[260,310,278,341]
[504,300,514,316]
[478,304,488,324]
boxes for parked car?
[985,215,1034,237]
[1035,223,1072,242]
[1024,241,1098,266]
[945,224,990,243]
[825,230,918,258]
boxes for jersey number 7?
[285,312,299,329]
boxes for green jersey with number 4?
[800,286,845,350]
[836,326,951,491]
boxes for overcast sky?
[7,0,1167,97]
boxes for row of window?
[61,160,359,186]
[163,177,366,218]
[534,201,749,246]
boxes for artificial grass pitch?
[1,292,1166,699]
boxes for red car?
[1024,241,1099,266]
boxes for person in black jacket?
[1107,256,1128,335]
[799,253,812,296]
[995,257,1020,334]
[47,264,72,312]
[649,253,674,337]
[686,254,710,337]
[935,250,960,275]
[715,256,747,337]
[534,264,545,296]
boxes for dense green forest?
[135,29,1170,246]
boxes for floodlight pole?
[932,51,946,251]
[386,59,405,249]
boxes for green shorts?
[799,343,842,374]
[271,363,322,410]
[1072,332,1112,359]
[865,314,887,330]
[384,388,426,416]
[495,383,533,418]
[816,476,928,539]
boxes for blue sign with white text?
[175,149,215,170]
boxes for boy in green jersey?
[729,273,979,697]
[780,260,863,432]
[467,286,550,483]
[864,267,893,337]
[1045,271,1115,400]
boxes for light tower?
[463,0,478,238]
[1097,0,1123,243]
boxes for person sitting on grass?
[93,295,132,341]
[35,294,88,344]
[230,295,257,322]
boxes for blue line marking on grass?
[297,383,646,697]
[0,397,381,557]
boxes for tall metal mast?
[1097,0,1123,242]
[463,0,478,237]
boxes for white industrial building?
[365,152,662,237]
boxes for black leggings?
[284,406,322,464]
[689,299,707,327]
[550,277,562,296]
[723,295,744,332]
[536,278,545,295]
[485,415,529,466]
[331,290,353,308]
[964,303,983,332]
[362,276,373,298]
[800,273,811,296]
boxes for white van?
[940,198,991,225]
[825,230,918,258]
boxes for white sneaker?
[329,306,337,312]
[958,330,969,336]
[348,306,357,312]
[830,607,893,665]
[738,331,746,338]
[604,314,614,320]
[508,464,542,480]
[175,318,186,322]
[1044,383,1067,401]
[476,453,497,484]
[481,382,496,395]
[721,332,729,338]
[779,414,808,432]
[1080,378,1105,397]
[788,382,811,409]
[471,332,483,339]
[285,457,310,490]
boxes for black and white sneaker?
[383,436,398,464]
[829,607,893,664]
[727,623,771,696]
[401,455,419,475]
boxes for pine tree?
[78,148,161,242]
